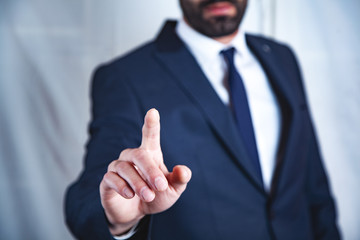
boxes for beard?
[179,0,248,38]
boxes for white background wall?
[0,0,359,239]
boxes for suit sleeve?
[285,46,341,239]
[305,122,341,240]
[65,63,150,240]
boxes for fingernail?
[123,187,133,198]
[155,177,168,191]
[140,187,155,202]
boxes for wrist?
[112,220,140,239]
[108,215,145,236]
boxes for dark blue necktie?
[221,47,263,182]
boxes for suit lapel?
[153,21,265,192]
[246,35,297,113]
[246,35,298,195]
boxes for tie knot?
[221,47,236,66]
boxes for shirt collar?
[175,18,250,59]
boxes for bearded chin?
[204,16,240,37]
[193,15,241,38]
[180,0,247,38]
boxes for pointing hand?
[99,109,192,235]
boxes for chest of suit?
[118,40,313,239]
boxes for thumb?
[167,165,192,193]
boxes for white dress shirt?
[114,18,281,239]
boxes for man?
[65,0,341,239]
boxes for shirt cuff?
[113,221,139,240]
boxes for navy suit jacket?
[65,21,340,240]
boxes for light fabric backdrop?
[0,0,359,239]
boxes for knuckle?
[119,148,132,160]
[102,172,114,185]
[102,172,127,193]
[114,161,132,174]
[149,130,158,139]
[107,159,119,171]
[133,149,150,163]
[120,147,140,159]
[144,128,158,140]
[144,166,159,179]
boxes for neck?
[213,30,239,44]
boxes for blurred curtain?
[0,0,115,239]
[0,0,359,239]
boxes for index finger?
[140,108,161,151]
